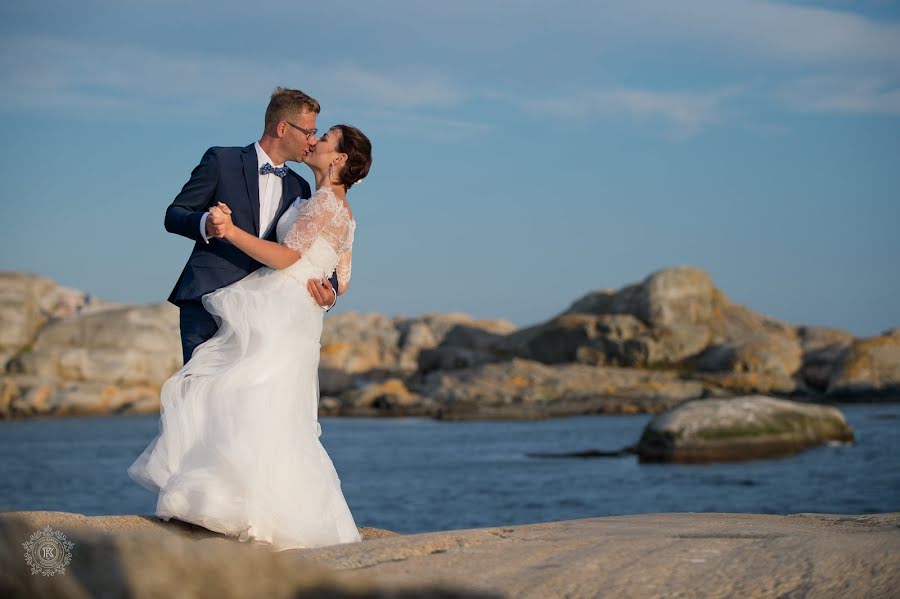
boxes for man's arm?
[307,273,338,311]
[164,148,219,242]
[328,271,339,309]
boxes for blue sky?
[1,0,898,336]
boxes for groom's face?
[286,110,318,163]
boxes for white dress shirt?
[199,142,284,243]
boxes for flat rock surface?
[3,510,897,598]
[307,512,900,598]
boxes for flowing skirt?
[127,264,361,551]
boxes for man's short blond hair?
[264,87,321,131]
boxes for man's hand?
[307,278,335,309]
[207,202,233,238]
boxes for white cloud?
[524,86,746,138]
[778,76,900,114]
[0,36,466,119]
[602,0,900,68]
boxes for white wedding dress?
[128,187,361,551]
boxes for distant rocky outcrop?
[1,267,897,420]
[636,395,855,463]
[1,273,170,418]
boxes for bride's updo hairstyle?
[333,124,372,190]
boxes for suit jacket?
[165,144,339,304]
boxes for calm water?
[1,404,898,534]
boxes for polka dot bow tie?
[260,163,288,177]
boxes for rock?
[0,374,162,419]
[395,320,439,371]
[693,333,803,378]
[418,346,499,374]
[8,303,181,386]
[320,312,400,374]
[1,302,179,419]
[5,510,896,598]
[796,325,856,391]
[827,330,900,399]
[342,378,422,411]
[395,313,517,372]
[414,359,704,420]
[502,314,609,364]
[0,273,89,367]
[576,321,710,368]
[1,511,483,599]
[502,312,706,368]
[636,396,854,463]
[318,368,358,396]
[327,514,900,598]
[567,266,717,328]
[321,312,517,378]
[518,266,800,378]
[0,375,57,418]
[0,272,123,368]
[318,396,342,416]
[797,325,856,352]
[689,371,799,396]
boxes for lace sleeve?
[337,249,352,292]
[282,189,345,255]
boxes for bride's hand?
[208,203,234,238]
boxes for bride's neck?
[313,169,346,198]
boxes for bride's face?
[306,128,345,171]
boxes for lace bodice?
[275,187,355,290]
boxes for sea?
[1,403,898,534]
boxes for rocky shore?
[2,510,897,598]
[2,266,898,421]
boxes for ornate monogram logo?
[22,525,74,576]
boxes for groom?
[165,87,340,364]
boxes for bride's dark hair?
[333,125,372,190]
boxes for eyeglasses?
[285,121,318,140]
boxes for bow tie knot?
[260,163,288,178]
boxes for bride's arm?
[336,250,352,296]
[214,204,300,270]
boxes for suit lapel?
[277,171,298,216]
[241,145,260,236]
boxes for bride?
[128,124,372,551]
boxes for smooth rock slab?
[3,510,896,598]
[0,511,482,598]
[636,395,854,463]
[284,512,900,599]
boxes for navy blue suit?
[165,143,339,364]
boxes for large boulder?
[636,396,854,463]
[320,312,400,374]
[827,329,900,399]
[0,272,112,367]
[2,302,180,418]
[511,266,803,382]
[8,303,181,386]
[567,266,717,328]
